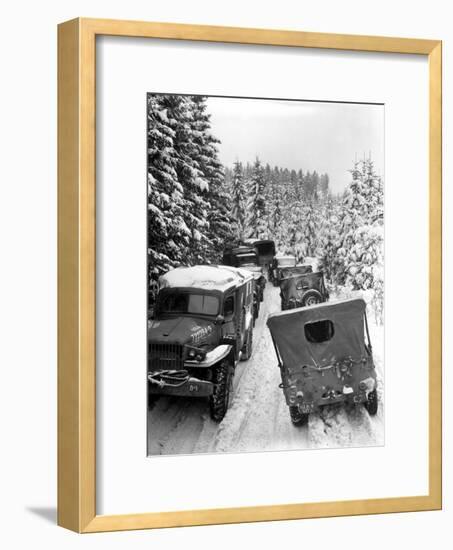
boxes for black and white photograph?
[146,93,384,456]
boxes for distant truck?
[222,246,266,303]
[267,298,378,426]
[242,239,276,269]
[148,265,255,421]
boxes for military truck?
[280,271,329,310]
[242,238,276,269]
[222,246,266,303]
[148,265,255,421]
[267,298,378,426]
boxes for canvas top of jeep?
[267,298,371,369]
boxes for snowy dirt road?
[147,283,384,456]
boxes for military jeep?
[267,298,378,426]
[222,246,266,303]
[148,265,255,422]
[269,255,297,286]
[280,271,329,310]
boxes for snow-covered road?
[147,283,384,456]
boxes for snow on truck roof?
[159,265,253,291]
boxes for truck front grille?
[149,342,184,370]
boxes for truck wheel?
[301,290,323,307]
[364,389,378,416]
[289,405,309,426]
[240,328,253,361]
[209,358,233,422]
[147,386,158,409]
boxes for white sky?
[207,96,384,193]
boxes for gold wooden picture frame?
[58,17,442,533]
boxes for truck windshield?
[236,254,258,266]
[159,293,219,316]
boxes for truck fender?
[184,344,233,368]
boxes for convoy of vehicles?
[148,265,255,421]
[148,243,379,427]
[267,298,378,426]
[279,271,330,310]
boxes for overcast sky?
[207,96,384,194]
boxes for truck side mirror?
[215,314,225,325]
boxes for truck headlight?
[186,346,207,362]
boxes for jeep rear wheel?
[289,405,309,426]
[209,358,233,422]
[240,327,253,361]
[301,290,323,307]
[364,389,378,416]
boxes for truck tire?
[240,327,253,361]
[301,289,323,307]
[364,389,378,416]
[289,405,309,426]
[209,358,233,422]
[147,390,158,410]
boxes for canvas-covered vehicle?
[280,271,329,310]
[269,255,296,286]
[267,298,378,426]
[148,265,255,421]
[222,246,266,303]
[279,264,313,281]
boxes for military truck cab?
[148,265,255,421]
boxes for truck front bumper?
[148,371,214,397]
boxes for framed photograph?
[58,18,442,533]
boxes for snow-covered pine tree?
[231,160,246,239]
[246,157,268,239]
[286,200,306,261]
[147,94,191,286]
[333,157,384,322]
[300,197,320,258]
[190,96,234,262]
[318,193,343,282]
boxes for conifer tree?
[147,94,190,282]
[231,160,246,239]
[246,157,267,238]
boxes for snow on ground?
[147,280,384,456]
